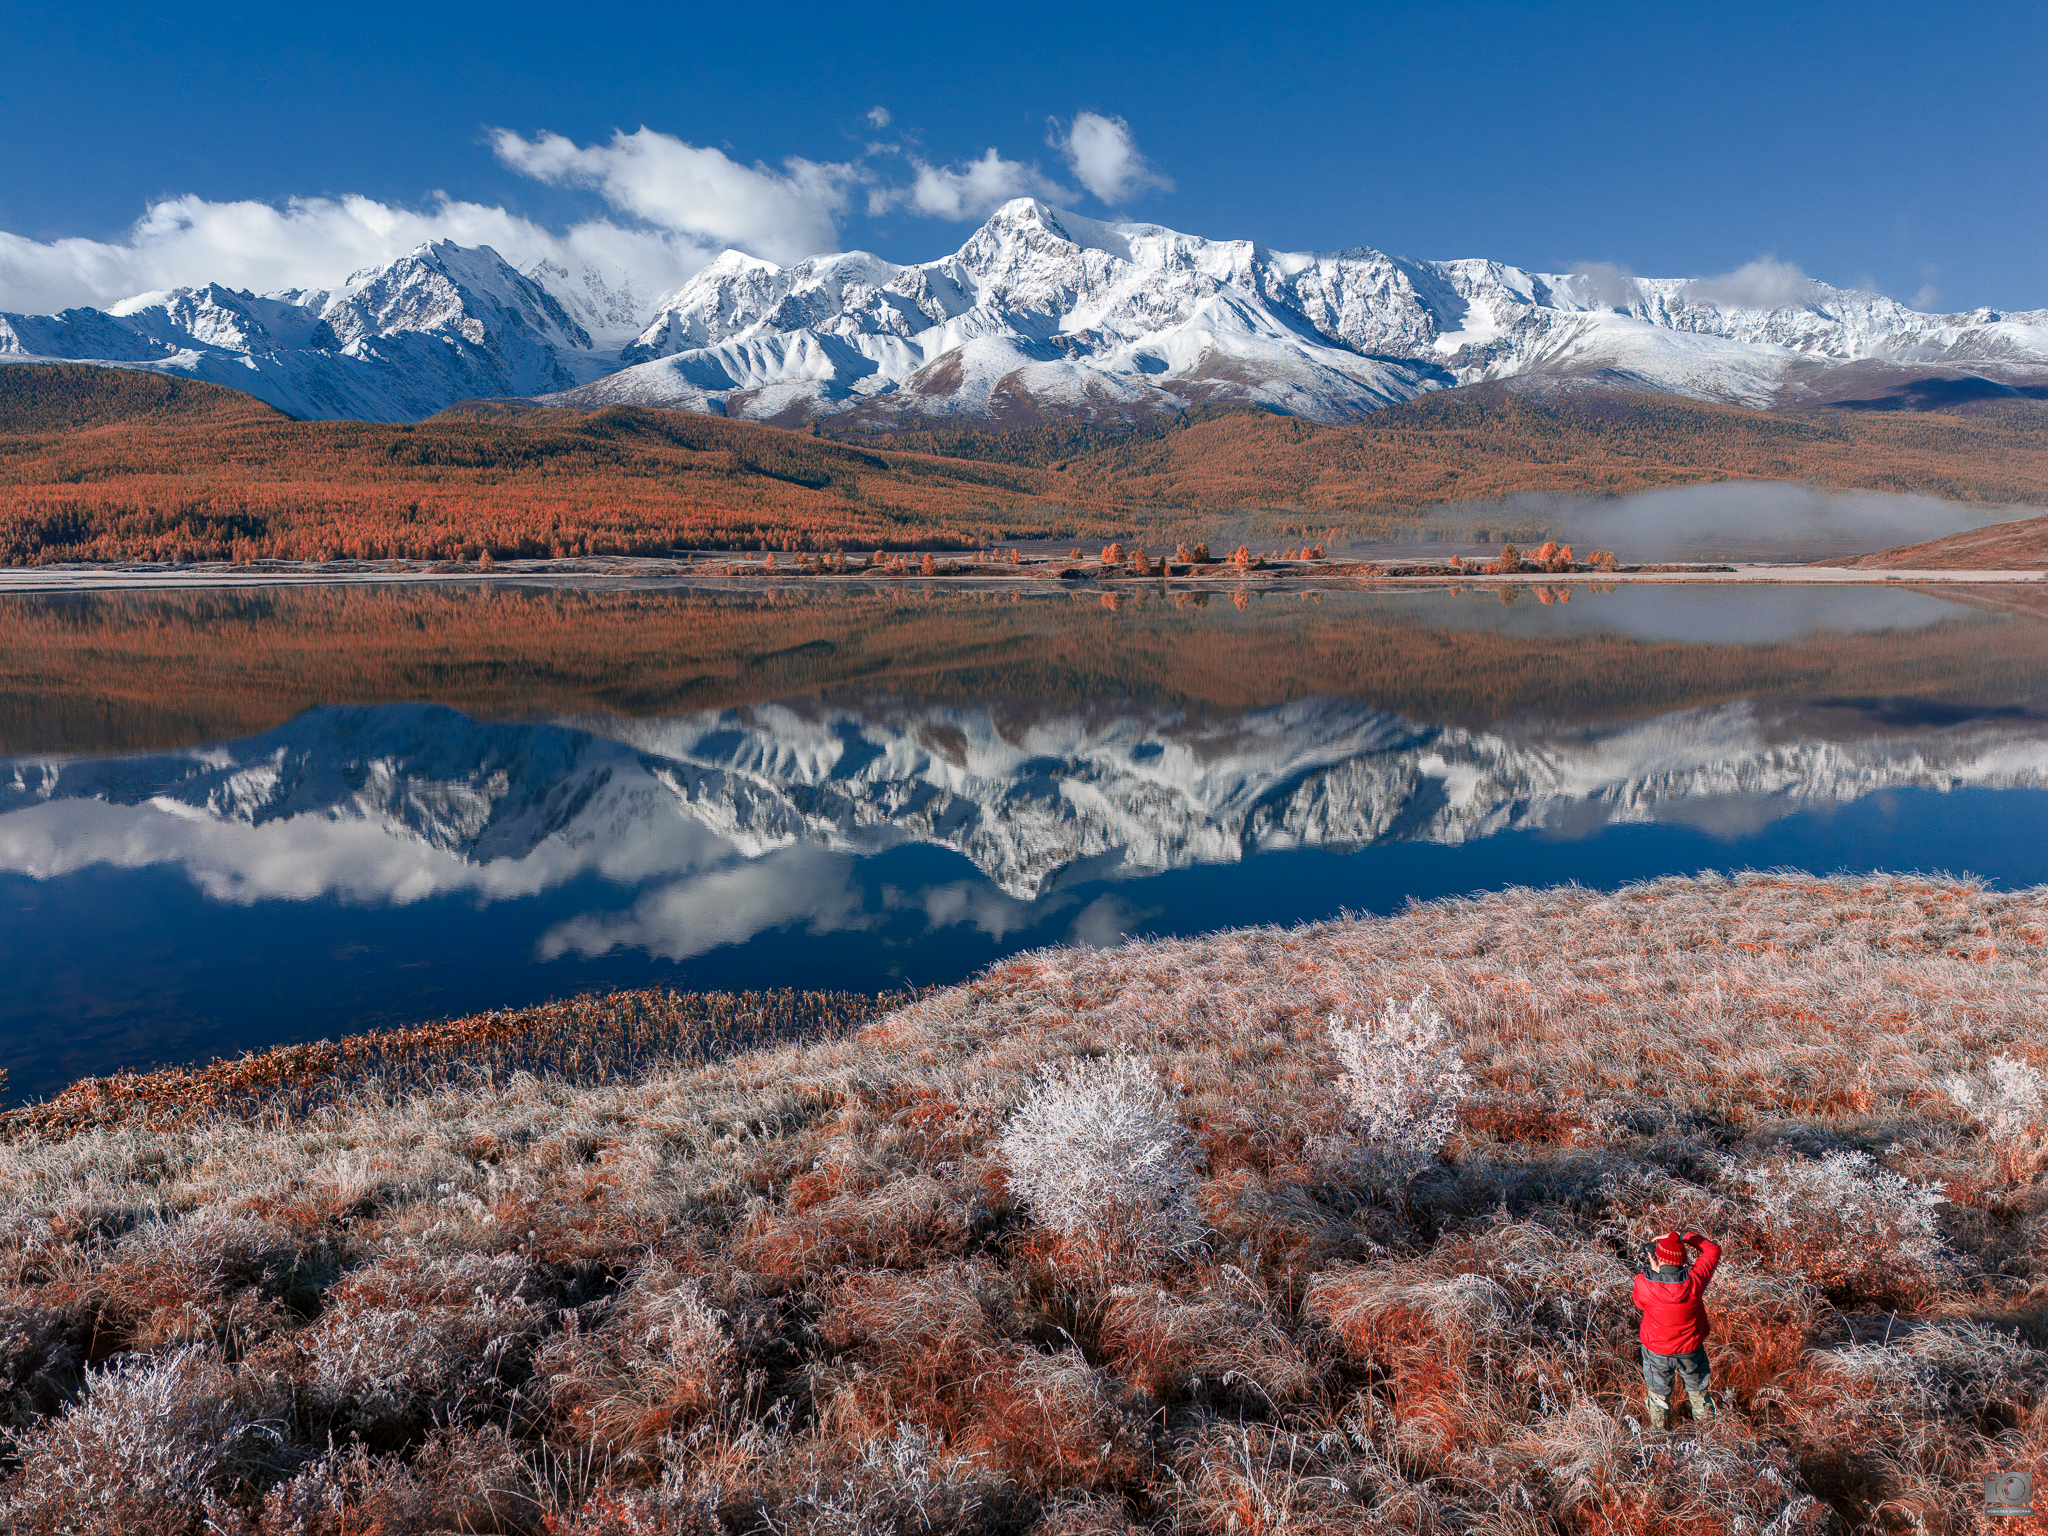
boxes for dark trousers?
[1641,1345,1710,1397]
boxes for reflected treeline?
[6,581,2048,757]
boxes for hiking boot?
[1687,1389,1715,1422]
[1646,1393,1669,1431]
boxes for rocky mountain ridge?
[0,243,619,421]
[5,201,2046,425]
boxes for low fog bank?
[1435,482,2044,561]
[1389,583,1975,644]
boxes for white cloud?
[0,191,714,317]
[910,877,1071,939]
[0,117,1156,318]
[1680,256,1821,310]
[537,844,874,961]
[490,127,856,265]
[1066,893,1156,949]
[1054,112,1173,205]
[1571,260,1641,310]
[1911,283,1942,311]
[0,794,728,906]
[903,148,1075,221]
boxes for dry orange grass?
[2,872,2047,1532]
[1849,512,2048,570]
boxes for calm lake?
[4,577,2048,1101]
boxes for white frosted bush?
[1941,1053,2047,1144]
[3,1345,282,1536]
[775,1422,1002,1536]
[1327,990,1473,1184]
[1735,1152,1950,1291]
[302,1253,542,1427]
[535,1259,735,1466]
[1000,1052,1198,1267]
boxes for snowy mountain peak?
[5,207,2047,425]
[0,238,623,420]
[325,240,594,357]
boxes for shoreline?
[1,554,2043,595]
[8,871,2042,1133]
[1,871,2041,1531]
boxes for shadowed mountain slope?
[0,362,291,431]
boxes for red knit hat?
[1653,1233,1688,1267]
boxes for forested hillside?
[5,367,2048,564]
[0,380,1083,564]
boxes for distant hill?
[1035,385,2048,515]
[1847,513,2048,570]
[0,362,288,432]
[0,371,1072,564]
[1775,362,2048,415]
[5,366,2048,563]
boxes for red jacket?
[1631,1233,1720,1355]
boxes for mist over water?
[1432,482,2043,561]
[1390,584,1970,644]
[4,580,2048,1100]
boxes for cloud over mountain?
[1055,112,1175,205]
[0,191,711,319]
[488,128,856,266]
[1681,256,1823,310]
[0,115,1173,317]
[901,148,1077,221]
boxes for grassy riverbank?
[4,873,2047,1532]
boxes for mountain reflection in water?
[3,580,2048,1096]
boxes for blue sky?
[2,0,2042,314]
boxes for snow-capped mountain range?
[5,200,2047,425]
[5,696,2046,913]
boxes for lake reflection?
[3,580,2047,1097]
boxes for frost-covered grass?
[3,871,2048,1533]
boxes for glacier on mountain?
[4,200,2046,424]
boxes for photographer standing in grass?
[1633,1229,1721,1429]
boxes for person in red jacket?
[1632,1229,1720,1429]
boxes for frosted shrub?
[537,1260,735,1465]
[1735,1152,1950,1295]
[1941,1053,2047,1145]
[774,1422,1003,1536]
[259,1426,539,1536]
[302,1253,542,1431]
[1000,1053,1198,1270]
[110,1210,318,1350]
[3,1345,282,1536]
[1327,990,1473,1186]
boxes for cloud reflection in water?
[6,685,2048,963]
